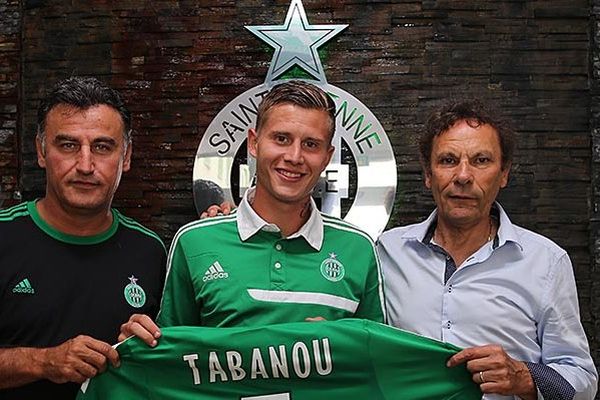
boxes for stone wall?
[590,0,600,373]
[0,0,20,207]
[4,0,598,382]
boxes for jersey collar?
[237,187,324,251]
[28,200,119,245]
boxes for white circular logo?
[193,82,396,240]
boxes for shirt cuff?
[524,362,576,400]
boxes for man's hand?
[200,201,234,219]
[118,314,161,347]
[447,344,536,400]
[41,336,119,384]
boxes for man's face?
[425,119,509,227]
[36,104,131,215]
[248,103,334,208]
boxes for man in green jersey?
[119,80,385,346]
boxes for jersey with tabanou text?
[78,319,481,400]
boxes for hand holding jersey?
[119,314,162,348]
[0,336,119,389]
[40,336,120,384]
[447,345,535,399]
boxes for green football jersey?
[157,211,385,327]
[78,319,480,400]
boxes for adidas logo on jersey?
[12,278,35,294]
[203,261,229,282]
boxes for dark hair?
[420,99,515,171]
[256,80,336,142]
[37,76,131,144]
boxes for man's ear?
[500,163,511,188]
[322,144,334,171]
[420,156,433,189]
[424,169,432,189]
[36,136,46,169]
[123,141,132,172]
[248,128,258,158]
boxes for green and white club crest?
[320,252,345,282]
[124,275,146,308]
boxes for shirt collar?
[402,202,523,251]
[236,187,324,251]
[494,202,523,250]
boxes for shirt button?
[274,262,282,269]
[275,243,282,251]
[448,285,452,293]
[446,321,452,329]
[446,255,451,261]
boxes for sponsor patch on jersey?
[203,261,229,282]
[320,253,345,282]
[124,275,147,308]
[12,278,35,294]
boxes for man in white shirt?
[378,99,597,400]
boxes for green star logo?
[246,0,347,84]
